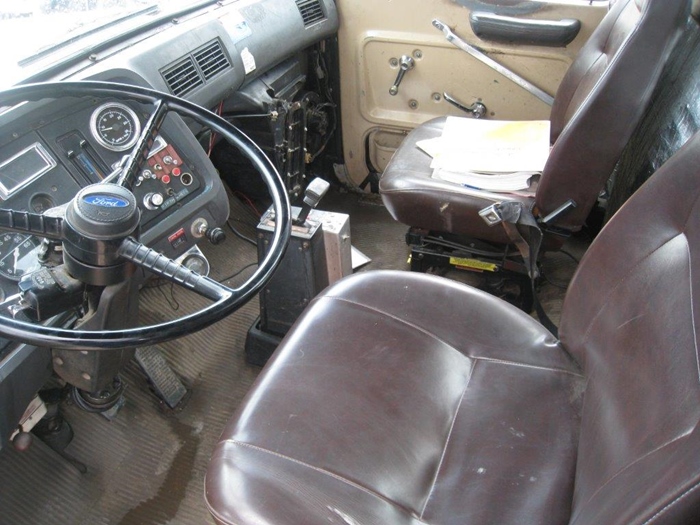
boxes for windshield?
[0,1,213,87]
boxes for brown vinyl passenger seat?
[379,0,689,249]
[205,130,700,523]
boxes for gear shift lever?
[293,178,330,226]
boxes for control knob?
[205,227,226,245]
[144,192,164,210]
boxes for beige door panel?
[337,0,609,187]
[368,129,407,173]
[360,38,565,124]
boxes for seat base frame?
[405,227,537,312]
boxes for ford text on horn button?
[83,195,130,208]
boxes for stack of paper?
[417,117,550,192]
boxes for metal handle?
[444,92,487,118]
[389,55,415,96]
[432,19,554,106]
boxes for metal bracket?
[432,19,554,106]
[479,203,505,226]
[479,201,522,227]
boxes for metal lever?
[541,199,577,226]
[444,92,487,118]
[389,55,415,96]
[432,19,554,106]
[294,177,331,226]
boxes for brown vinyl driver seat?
[205,128,700,524]
[379,0,688,252]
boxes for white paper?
[429,117,550,174]
[241,47,256,75]
[432,168,538,192]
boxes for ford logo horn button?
[83,194,131,208]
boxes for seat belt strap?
[479,201,541,280]
[479,201,558,337]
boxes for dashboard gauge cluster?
[0,97,213,292]
[85,103,203,230]
[89,102,142,152]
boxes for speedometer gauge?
[90,102,142,151]
[0,233,41,281]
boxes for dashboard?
[0,96,221,294]
[0,0,339,292]
[0,0,339,451]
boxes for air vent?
[295,0,325,27]
[194,40,231,81]
[161,56,203,97]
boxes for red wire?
[234,190,262,217]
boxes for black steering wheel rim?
[0,80,291,350]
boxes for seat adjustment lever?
[541,199,576,226]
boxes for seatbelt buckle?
[479,203,504,226]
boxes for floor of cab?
[0,186,584,525]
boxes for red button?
[172,167,181,176]
[162,175,171,184]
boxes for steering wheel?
[0,81,291,350]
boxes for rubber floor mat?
[0,192,262,525]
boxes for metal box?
[256,207,328,336]
[307,208,352,285]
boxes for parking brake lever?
[293,178,330,226]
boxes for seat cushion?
[205,271,584,524]
[379,117,535,244]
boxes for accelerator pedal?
[135,346,187,409]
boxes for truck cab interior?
[0,1,699,524]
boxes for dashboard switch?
[144,192,164,210]
[205,227,226,245]
[191,218,208,238]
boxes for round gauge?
[90,102,142,152]
[0,233,41,281]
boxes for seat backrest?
[559,131,700,524]
[536,0,688,232]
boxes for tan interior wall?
[335,0,609,187]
